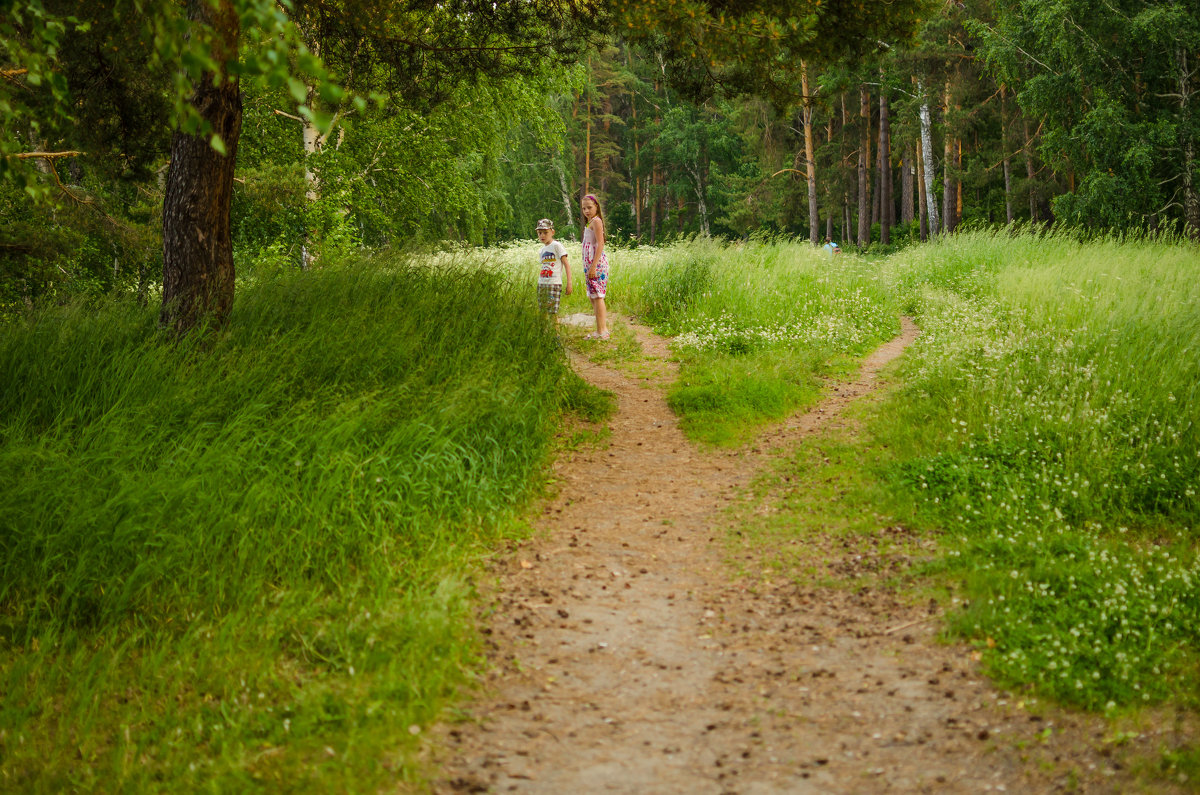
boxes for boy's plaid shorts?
[537,283,562,314]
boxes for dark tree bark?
[878,86,892,245]
[901,144,914,226]
[857,85,870,246]
[942,82,956,234]
[160,0,242,334]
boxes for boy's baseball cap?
[536,218,554,230]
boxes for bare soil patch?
[428,319,1185,794]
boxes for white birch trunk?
[552,153,576,236]
[918,79,940,235]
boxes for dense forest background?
[2,0,1198,317]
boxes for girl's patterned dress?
[581,223,609,299]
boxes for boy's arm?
[561,254,572,294]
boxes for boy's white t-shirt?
[538,240,568,285]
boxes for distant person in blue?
[822,236,841,256]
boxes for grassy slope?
[0,257,608,791]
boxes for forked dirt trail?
[431,319,1145,794]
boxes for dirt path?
[430,319,1153,794]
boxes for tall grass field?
[0,257,605,791]
[1,230,1197,790]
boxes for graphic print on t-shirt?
[538,241,566,284]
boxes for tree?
[973,0,1200,235]
[3,0,326,329]
[4,0,603,331]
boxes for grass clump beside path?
[0,256,602,791]
[878,228,1200,712]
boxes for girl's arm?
[592,217,605,265]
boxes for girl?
[580,193,610,340]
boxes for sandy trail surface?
[429,319,1170,794]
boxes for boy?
[536,218,571,321]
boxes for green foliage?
[973,0,1200,232]
[0,255,588,788]
[559,369,618,423]
[613,0,926,102]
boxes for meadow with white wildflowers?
[434,230,1198,712]
[882,229,1200,710]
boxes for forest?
[3,0,1198,323]
[2,1,1199,792]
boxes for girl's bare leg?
[593,297,608,336]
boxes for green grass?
[723,410,930,593]
[667,346,824,447]
[615,236,901,446]
[8,228,1195,789]
[689,227,1198,784]
[876,228,1200,711]
[450,235,902,447]
[0,255,608,791]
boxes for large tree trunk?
[878,85,892,245]
[918,79,939,236]
[858,85,870,246]
[1179,47,1200,239]
[941,82,956,234]
[801,63,819,245]
[160,0,241,334]
[901,144,914,226]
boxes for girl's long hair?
[582,193,604,222]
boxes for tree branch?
[14,150,83,159]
